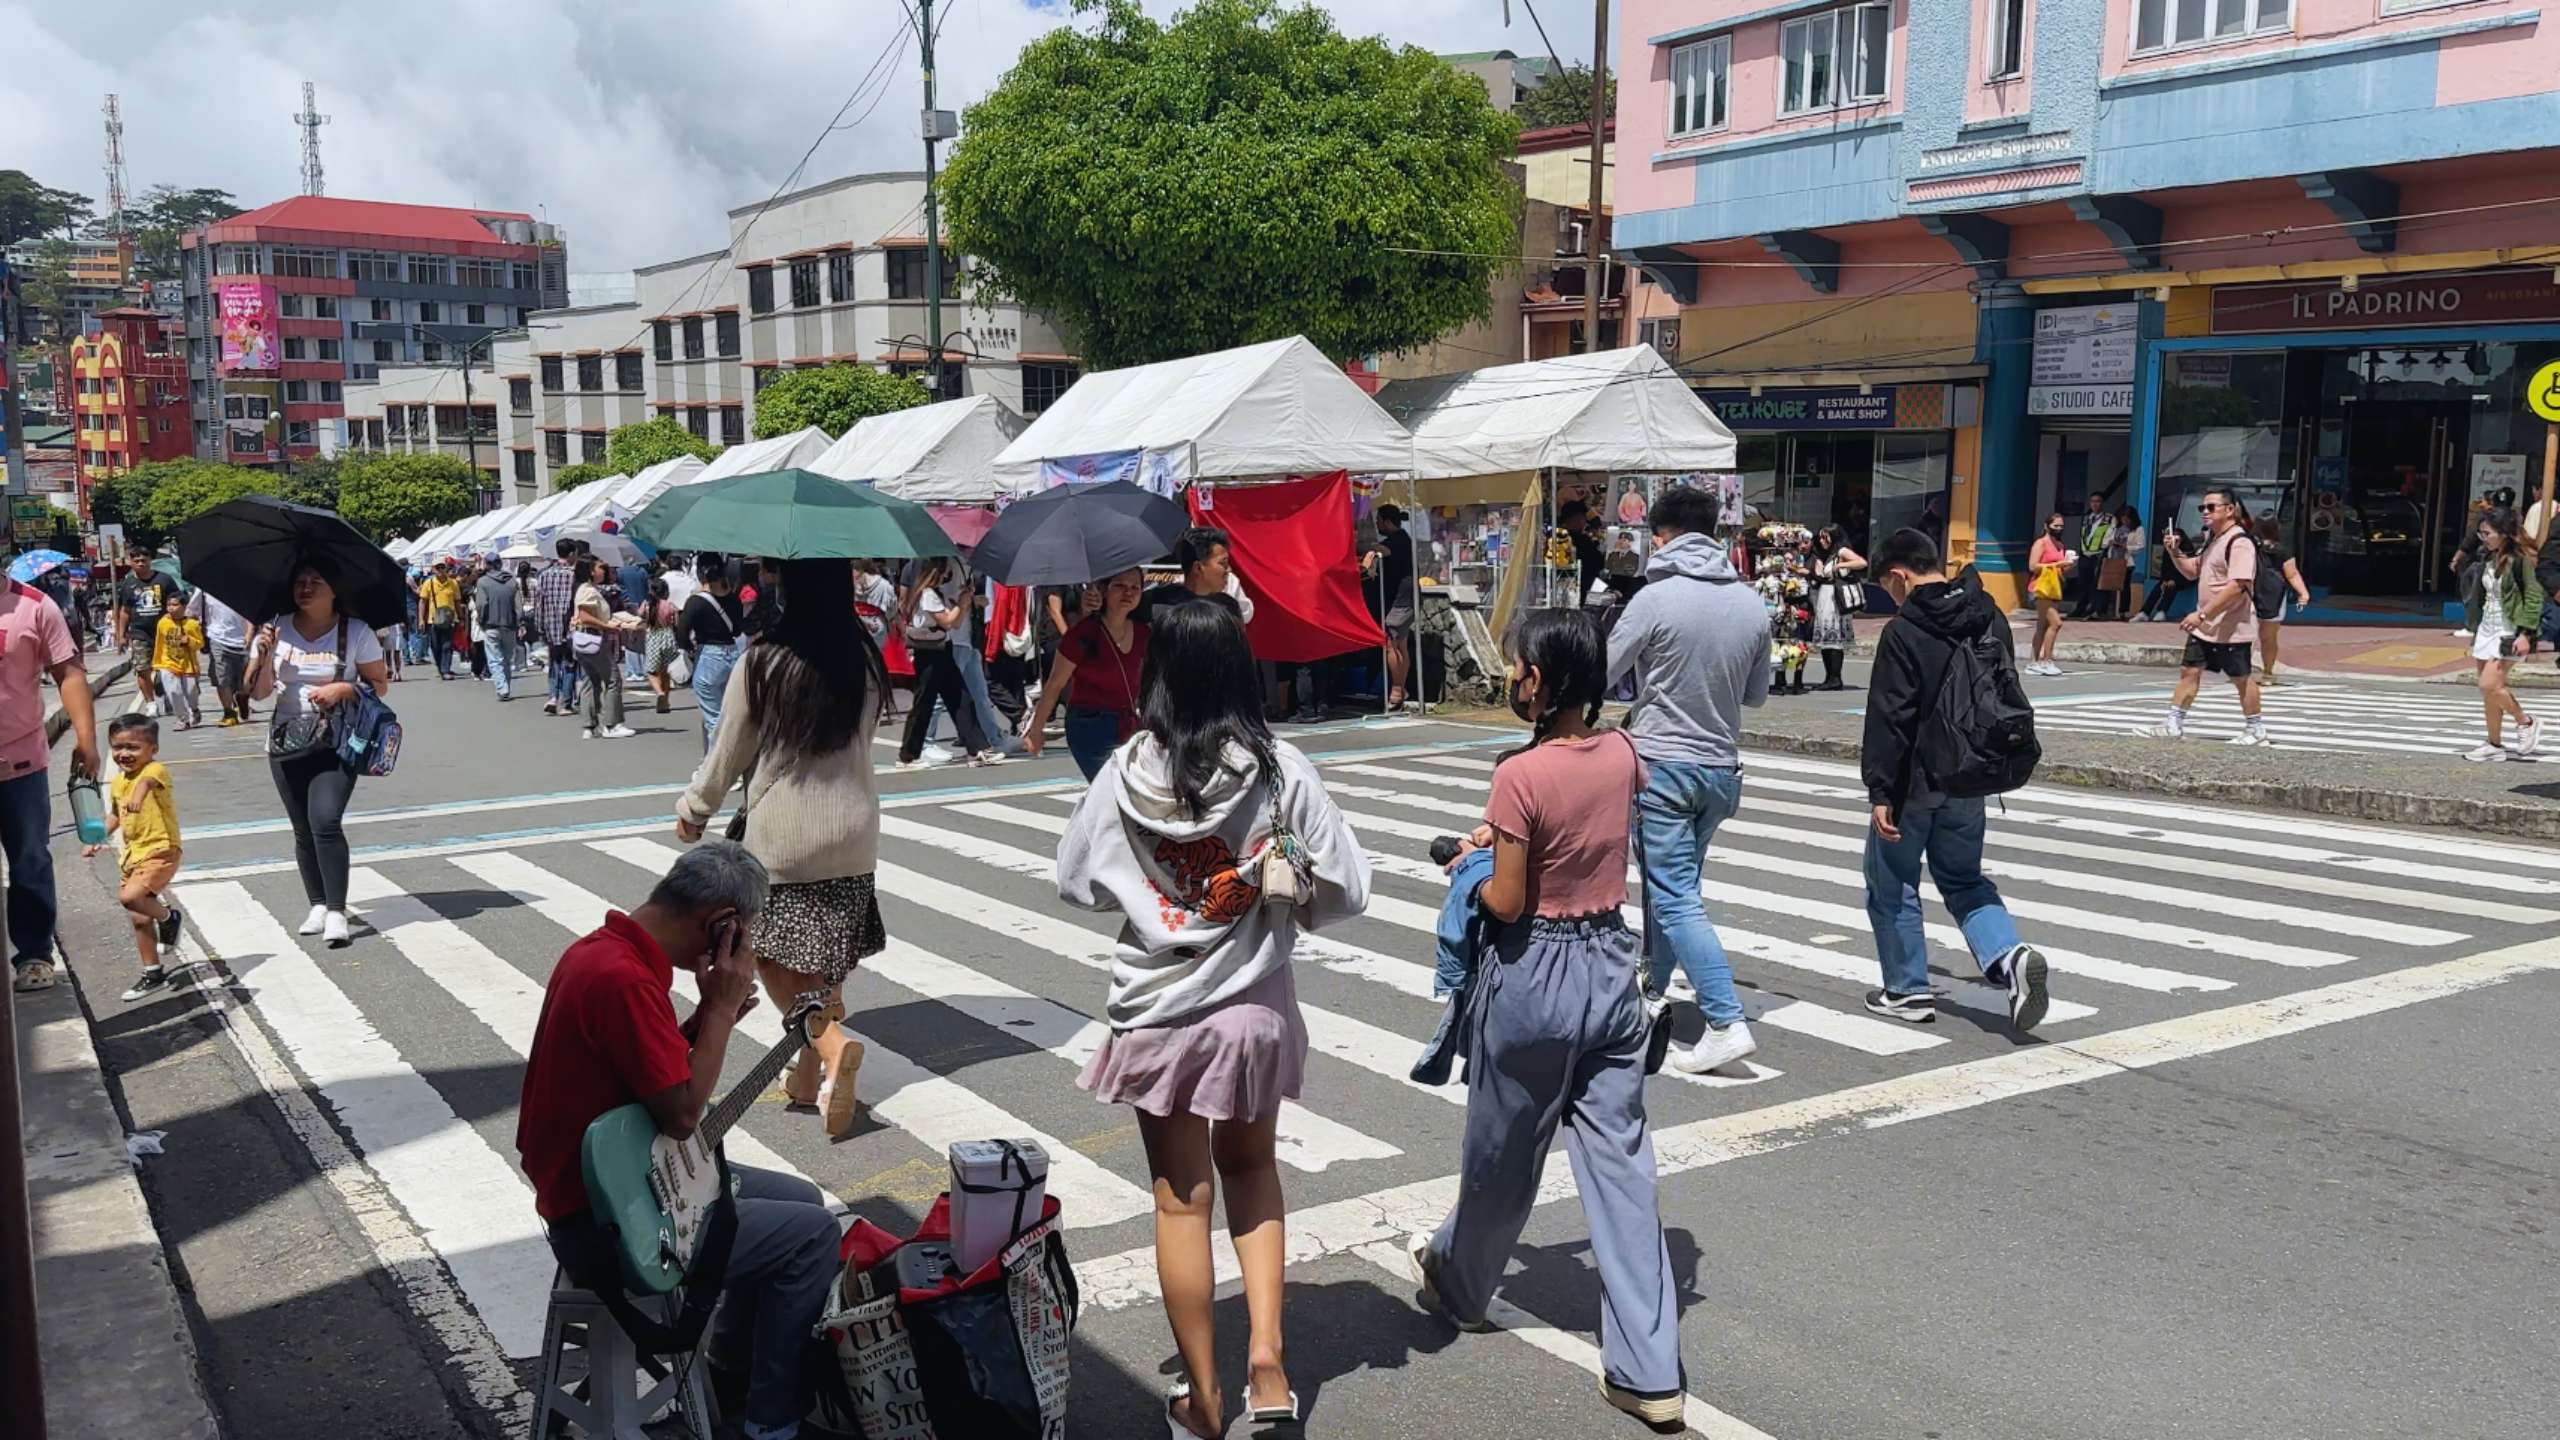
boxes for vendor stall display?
[1752,522,1816,695]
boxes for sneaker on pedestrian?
[2512,717,2543,756]
[541,702,559,715]
[1671,1018,1758,1075]
[322,910,352,948]
[581,727,597,740]
[2135,723,2185,740]
[2454,627,2473,637]
[2465,742,2511,762]
[121,966,171,1001]
[1600,1377,1685,1427]
[156,903,183,949]
[1997,943,2050,1033]
[921,743,956,765]
[1291,705,1324,724]
[971,749,1010,767]
[2224,731,2271,747]
[1407,1232,1493,1332]
[1863,987,1936,1024]
[298,904,329,937]
[603,724,638,739]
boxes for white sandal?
[1165,1379,1210,1440]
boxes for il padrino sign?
[2211,270,2560,334]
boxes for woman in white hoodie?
[1056,601,1370,1440]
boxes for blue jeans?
[1064,708,1122,781]
[949,642,1015,754]
[1634,761,1746,1027]
[693,641,740,753]
[482,632,518,699]
[546,646,579,709]
[1863,795,2023,996]
[0,769,56,966]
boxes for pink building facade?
[1616,0,2560,619]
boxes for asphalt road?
[56,663,2560,1439]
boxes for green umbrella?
[627,468,958,561]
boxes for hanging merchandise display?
[1754,522,1815,695]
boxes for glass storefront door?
[1737,430,1950,552]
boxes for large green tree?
[121,185,244,282]
[0,171,90,249]
[549,462,619,491]
[943,0,1521,368]
[1510,62,1615,131]
[136,461,278,537]
[749,365,927,440]
[278,456,343,511]
[603,417,720,479]
[336,453,478,543]
[16,238,79,342]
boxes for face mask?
[1508,673,1539,724]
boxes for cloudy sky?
[0,0,1591,272]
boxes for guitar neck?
[701,1022,812,1147]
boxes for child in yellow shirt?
[152,609,206,730]
[85,713,185,1000]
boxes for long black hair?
[1135,600,1277,819]
[1504,607,1607,753]
[745,558,887,763]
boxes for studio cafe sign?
[2211,269,2560,334]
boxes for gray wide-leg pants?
[1423,915,1684,1395]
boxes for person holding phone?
[2463,505,2546,761]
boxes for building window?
[509,377,532,412]
[1021,362,1078,415]
[368,297,395,322]
[1641,317,1681,357]
[616,352,643,391]
[545,430,569,466]
[748,266,775,315]
[510,262,538,291]
[579,430,606,462]
[654,320,673,361]
[715,312,740,358]
[719,405,745,445]
[753,365,779,393]
[274,246,338,279]
[576,355,603,392]
[828,250,856,303]
[350,252,399,282]
[464,303,487,326]
[317,339,341,360]
[685,408,711,440]
[374,339,396,363]
[683,316,705,359]
[406,254,447,286]
[1667,37,1730,138]
[2134,0,2287,53]
[230,430,264,455]
[454,258,506,287]
[278,292,306,318]
[212,244,263,275]
[540,355,564,391]
[1985,0,2027,78]
[406,406,428,434]
[283,337,309,361]
[1780,3,1889,115]
[319,381,342,402]
[789,257,821,309]
[314,295,338,319]
[418,301,442,324]
[285,380,311,402]
[422,342,444,364]
[513,450,536,485]
[885,247,962,300]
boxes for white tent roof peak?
[991,335,1410,488]
[689,427,834,485]
[602,456,707,517]
[1390,345,1737,481]
[808,396,1029,503]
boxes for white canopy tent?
[599,456,707,519]
[1399,346,1736,482]
[807,396,1028,502]
[443,506,521,556]
[509,486,593,540]
[990,335,1410,490]
[684,427,833,486]
[397,524,452,561]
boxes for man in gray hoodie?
[1603,485,1771,1073]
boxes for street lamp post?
[411,324,514,508]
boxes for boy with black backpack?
[1857,527,2052,1032]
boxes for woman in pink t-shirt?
[1409,609,1685,1427]
[2025,512,2071,677]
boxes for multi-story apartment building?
[338,362,503,478]
[179,196,565,479]
[1616,0,2560,619]
[64,306,189,509]
[3,237,141,337]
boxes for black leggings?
[271,749,358,910]
[899,645,989,761]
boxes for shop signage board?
[2028,303,2136,415]
[1704,387,1900,429]
[2212,270,2560,334]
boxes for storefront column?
[1974,284,2036,607]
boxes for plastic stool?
[533,1269,714,1440]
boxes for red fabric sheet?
[1190,471,1385,664]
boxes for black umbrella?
[971,481,1189,587]
[173,496,412,629]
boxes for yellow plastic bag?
[2032,564,2064,602]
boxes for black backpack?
[1912,623,2041,798]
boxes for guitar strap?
[552,1149,743,1358]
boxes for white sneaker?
[2037,662,2065,676]
[2454,627,2474,637]
[971,749,1010,767]
[2224,730,2271,747]
[322,910,351,947]
[599,725,637,739]
[297,904,328,937]
[2135,723,2185,740]
[1670,1019,1758,1075]
[2512,718,2543,756]
[921,743,956,765]
[2466,743,2512,762]
[581,728,597,740]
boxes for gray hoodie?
[1603,532,1770,767]
[1056,734,1371,1030]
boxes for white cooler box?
[949,1138,1050,1275]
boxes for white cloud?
[0,0,1590,271]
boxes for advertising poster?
[216,282,279,373]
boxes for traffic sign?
[2530,359,2560,423]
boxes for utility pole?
[1,259,26,496]
[919,0,957,401]
[1581,0,1611,354]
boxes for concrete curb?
[19,963,224,1440]
[1848,631,2560,688]
[46,658,135,746]
[1737,724,2560,842]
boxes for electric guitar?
[581,998,826,1295]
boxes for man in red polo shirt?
[517,840,838,1440]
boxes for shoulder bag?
[269,620,347,760]
[1258,755,1312,908]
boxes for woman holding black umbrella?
[248,561,390,948]
[1023,566,1149,780]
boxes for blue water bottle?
[68,773,109,846]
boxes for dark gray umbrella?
[970,481,1188,587]
[173,496,410,628]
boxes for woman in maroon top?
[1024,567,1147,780]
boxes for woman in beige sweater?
[676,558,886,1136]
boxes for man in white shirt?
[191,587,255,727]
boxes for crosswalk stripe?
[175,880,557,1360]
[869,819,1469,1107]
[2031,713,2454,755]
[466,844,1155,1227]
[1343,761,2438,952]
[344,867,827,1205]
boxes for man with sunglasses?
[2140,487,2266,745]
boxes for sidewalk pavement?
[1947,617,2560,686]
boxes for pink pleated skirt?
[1077,966,1308,1123]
